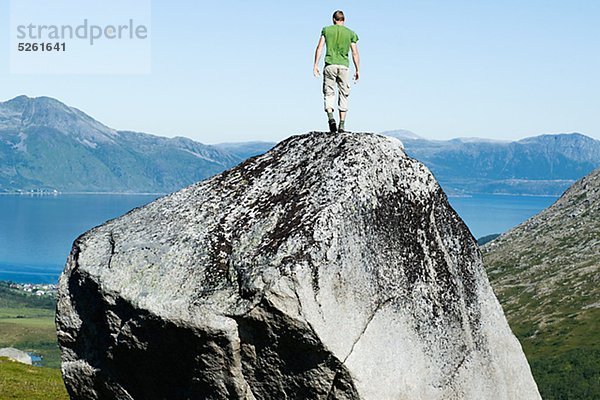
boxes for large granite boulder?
[56,132,541,399]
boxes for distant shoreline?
[0,191,560,198]
[0,192,166,196]
[445,193,560,198]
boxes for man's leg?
[336,66,351,132]
[339,110,347,129]
[323,65,337,132]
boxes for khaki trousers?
[323,64,350,112]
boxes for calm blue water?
[0,194,160,284]
[0,193,558,284]
[447,194,558,238]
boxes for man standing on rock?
[313,10,360,133]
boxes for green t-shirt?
[321,25,359,68]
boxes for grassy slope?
[0,357,68,400]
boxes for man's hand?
[313,65,320,77]
[354,70,360,82]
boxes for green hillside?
[483,168,600,399]
[0,96,242,193]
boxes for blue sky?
[1,0,599,143]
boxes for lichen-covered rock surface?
[56,132,540,400]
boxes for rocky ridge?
[482,167,600,398]
[483,168,599,346]
[483,167,599,320]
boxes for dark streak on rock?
[107,232,116,270]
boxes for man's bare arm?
[351,42,360,81]
[313,36,325,77]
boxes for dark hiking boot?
[328,119,337,133]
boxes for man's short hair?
[333,10,345,22]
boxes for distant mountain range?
[0,96,273,193]
[1,96,598,195]
[383,130,600,195]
